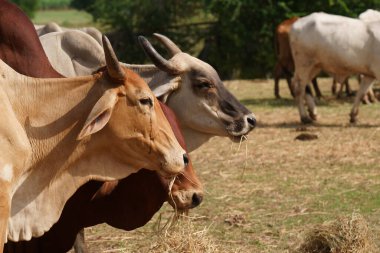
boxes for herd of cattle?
[274,9,380,123]
[0,0,379,252]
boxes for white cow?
[290,12,380,123]
[359,9,380,23]
[35,22,103,45]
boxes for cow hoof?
[301,116,313,124]
[349,116,357,124]
[309,113,318,121]
[275,95,281,99]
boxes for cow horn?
[102,35,125,81]
[153,33,182,56]
[138,36,181,75]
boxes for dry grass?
[298,212,377,253]
[145,215,221,253]
[82,78,380,253]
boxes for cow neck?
[179,126,212,152]
[1,63,132,176]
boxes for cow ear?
[77,90,118,140]
[151,76,181,103]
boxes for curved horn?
[102,35,125,81]
[138,36,181,75]
[153,33,182,56]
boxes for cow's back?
[0,0,62,78]
[40,30,105,77]
[290,12,373,76]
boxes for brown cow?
[4,101,202,253]
[0,1,187,249]
[0,0,62,78]
[274,17,322,99]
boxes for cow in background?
[290,12,380,123]
[274,16,376,102]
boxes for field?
[76,78,380,252]
[32,9,94,28]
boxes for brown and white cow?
[39,31,256,151]
[4,102,202,253]
[0,31,186,253]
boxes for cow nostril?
[191,193,203,207]
[247,116,256,128]
[183,153,189,166]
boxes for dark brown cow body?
[0,0,62,78]
[273,17,321,99]
[0,2,202,252]
[4,102,202,253]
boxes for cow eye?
[139,97,153,107]
[196,81,212,90]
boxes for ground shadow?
[258,121,380,129]
[240,96,357,108]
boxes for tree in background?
[10,0,39,18]
[73,0,213,65]
[67,0,380,78]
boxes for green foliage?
[70,0,95,12]
[10,0,39,18]
[79,0,380,78]
[85,0,210,64]
[39,0,72,9]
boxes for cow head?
[138,34,256,150]
[78,36,187,177]
[166,158,203,210]
[158,102,203,210]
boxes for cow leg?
[332,78,337,95]
[304,67,321,121]
[311,78,322,98]
[286,74,295,98]
[305,86,317,121]
[292,77,311,124]
[335,80,345,98]
[367,87,377,103]
[274,63,283,99]
[350,76,375,123]
[73,229,88,253]
[344,79,353,96]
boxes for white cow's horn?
[138,36,180,75]
[153,33,182,56]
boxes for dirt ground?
[80,78,380,253]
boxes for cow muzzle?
[168,189,204,210]
[226,113,256,140]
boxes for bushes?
[39,0,72,10]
